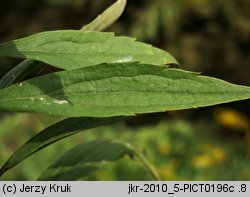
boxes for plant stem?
[134,151,161,181]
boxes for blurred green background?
[0,0,249,180]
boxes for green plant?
[0,0,249,180]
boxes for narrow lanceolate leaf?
[0,116,126,177]
[0,30,178,70]
[0,63,249,117]
[82,0,127,31]
[38,140,133,181]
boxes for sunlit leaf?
[0,30,178,70]
[0,62,249,117]
[0,0,126,89]
[82,0,127,31]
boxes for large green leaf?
[0,0,127,89]
[0,62,249,117]
[0,116,126,177]
[38,140,133,181]
[0,30,178,70]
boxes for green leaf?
[0,116,126,177]
[82,0,127,31]
[0,62,249,117]
[0,63,250,117]
[38,140,133,180]
[0,0,117,90]
[0,30,178,70]
[0,0,124,90]
[0,59,44,89]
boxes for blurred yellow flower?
[158,143,171,155]
[158,165,176,180]
[214,108,249,132]
[158,159,182,180]
[191,147,226,168]
[191,154,212,168]
[211,147,226,164]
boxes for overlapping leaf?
[0,59,44,89]
[0,0,127,89]
[0,116,126,177]
[0,62,249,117]
[38,140,133,180]
[0,30,178,70]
